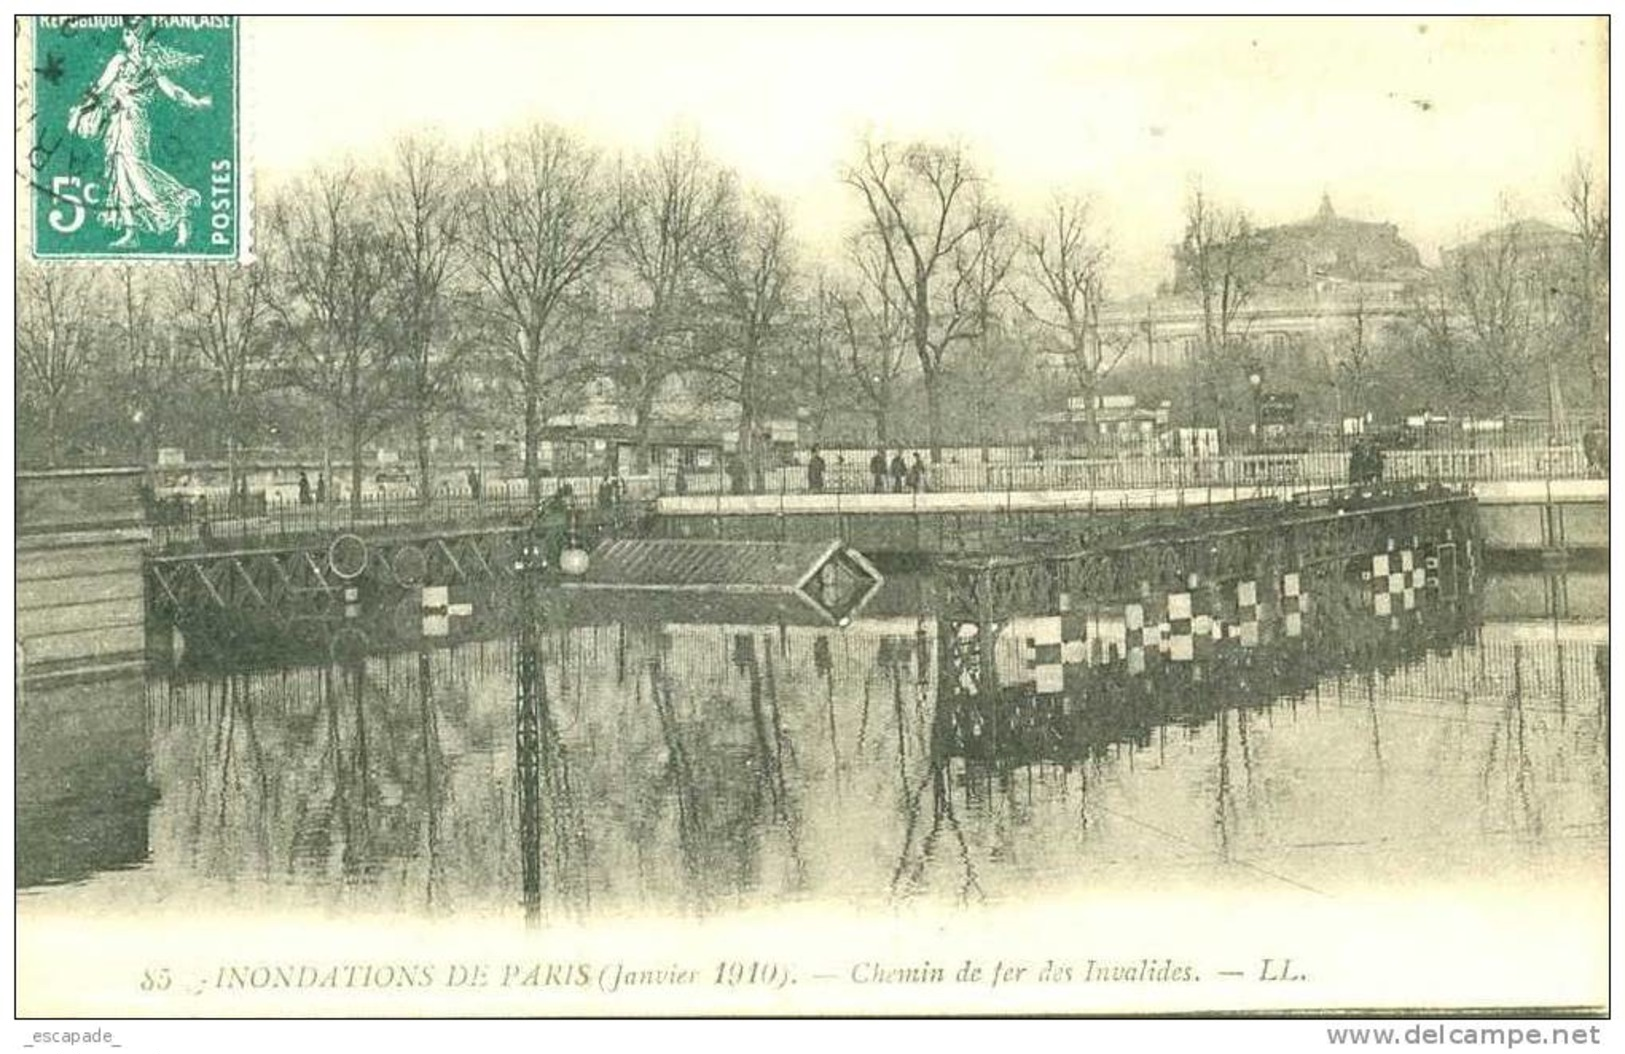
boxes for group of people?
[596,473,629,509]
[798,446,928,494]
[1346,436,1386,486]
[868,448,928,494]
[296,470,327,505]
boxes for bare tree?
[953,313,1044,452]
[17,265,103,467]
[694,189,796,491]
[1017,195,1129,443]
[833,233,913,445]
[1403,216,1539,420]
[1403,279,1482,416]
[613,131,731,473]
[1333,286,1376,422]
[380,134,471,506]
[170,263,271,497]
[961,205,1019,448]
[787,275,852,446]
[465,124,622,497]
[115,268,192,466]
[268,166,400,514]
[1175,184,1263,432]
[1562,160,1609,405]
[1449,220,1539,416]
[842,137,1005,460]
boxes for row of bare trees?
[20,126,1604,488]
[19,127,1139,484]
[1402,165,1610,422]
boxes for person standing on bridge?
[870,448,888,493]
[807,446,826,493]
[890,451,908,493]
[907,452,927,493]
[297,470,312,506]
[1583,424,1609,476]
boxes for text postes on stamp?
[30,15,240,261]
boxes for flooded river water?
[17,565,1607,926]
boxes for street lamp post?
[1247,368,1264,454]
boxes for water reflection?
[18,564,1608,923]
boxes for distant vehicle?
[373,468,416,496]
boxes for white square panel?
[1030,616,1063,646]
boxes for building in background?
[1090,195,1429,379]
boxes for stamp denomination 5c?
[29,14,241,260]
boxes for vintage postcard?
[12,14,1609,1027]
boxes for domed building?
[1250,193,1426,289]
[1078,196,1431,431]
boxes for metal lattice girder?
[192,561,227,608]
[457,535,494,578]
[231,558,271,608]
[149,564,182,610]
[932,492,1477,623]
[432,538,467,583]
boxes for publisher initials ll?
[1259,958,1306,982]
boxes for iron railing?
[147,440,1599,547]
[147,481,651,554]
[637,441,1597,496]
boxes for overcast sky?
[247,15,1606,295]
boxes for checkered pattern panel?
[1022,612,1088,693]
[1364,548,1425,617]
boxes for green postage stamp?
[28,15,241,260]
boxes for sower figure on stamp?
[67,19,212,248]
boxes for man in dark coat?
[890,451,908,493]
[870,448,888,493]
[1583,425,1609,475]
[807,446,826,493]
[907,452,927,493]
